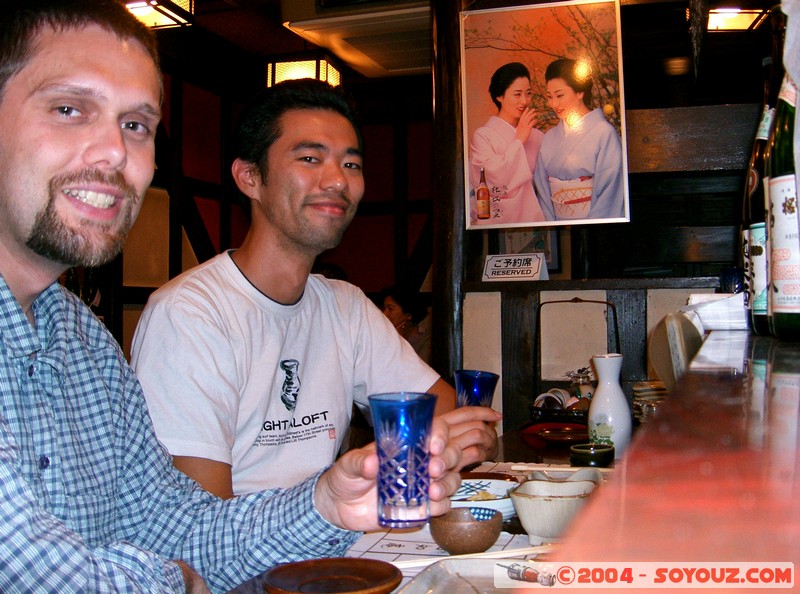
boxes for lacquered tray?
[529,406,588,425]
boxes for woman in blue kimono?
[533,58,625,221]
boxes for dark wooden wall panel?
[625,104,759,173]
[431,0,468,379]
[608,288,648,383]
[500,291,537,431]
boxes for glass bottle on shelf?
[750,8,785,335]
[767,74,800,340]
[739,57,775,334]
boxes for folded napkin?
[680,292,748,332]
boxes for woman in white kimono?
[469,62,545,225]
[533,58,625,221]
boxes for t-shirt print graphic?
[280,359,301,411]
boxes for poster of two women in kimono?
[461,0,630,230]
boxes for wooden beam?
[626,104,760,173]
[431,0,468,378]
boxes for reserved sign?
[482,253,548,282]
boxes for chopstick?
[509,463,615,473]
[391,544,554,570]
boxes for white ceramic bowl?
[450,478,516,521]
[510,477,597,543]
[527,467,604,485]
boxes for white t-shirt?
[131,252,439,492]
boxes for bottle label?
[768,174,800,313]
[756,106,775,140]
[476,186,490,219]
[750,222,768,315]
[746,167,758,199]
[777,76,797,108]
[741,227,751,308]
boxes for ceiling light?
[707,8,768,31]
[266,56,342,88]
[126,1,193,29]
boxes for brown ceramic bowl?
[262,557,402,594]
[429,507,502,555]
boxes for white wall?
[539,290,609,380]
[462,292,503,434]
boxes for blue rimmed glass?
[369,392,436,528]
[454,369,499,407]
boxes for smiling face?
[0,24,161,273]
[496,76,532,125]
[250,108,364,258]
[546,77,589,124]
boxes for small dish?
[397,558,533,593]
[536,426,589,443]
[450,478,515,521]
[528,467,604,485]
[263,558,402,594]
[569,443,615,467]
[520,422,587,448]
[529,406,588,425]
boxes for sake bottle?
[766,74,800,340]
[744,57,773,333]
[476,167,490,220]
[750,9,785,335]
[587,353,631,459]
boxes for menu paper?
[347,524,541,587]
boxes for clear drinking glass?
[369,392,437,528]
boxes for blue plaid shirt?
[0,276,358,593]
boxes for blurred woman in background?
[381,286,432,364]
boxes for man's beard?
[294,211,353,256]
[26,170,139,268]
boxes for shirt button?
[27,365,34,377]
[38,456,50,470]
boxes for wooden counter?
[551,333,800,590]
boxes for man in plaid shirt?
[0,1,461,592]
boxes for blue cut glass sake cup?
[454,369,499,407]
[369,392,437,528]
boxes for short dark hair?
[0,0,159,99]
[545,58,593,108]
[234,78,362,184]
[489,62,531,110]
[382,285,426,324]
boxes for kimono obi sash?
[548,175,593,219]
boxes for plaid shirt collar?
[0,274,74,378]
